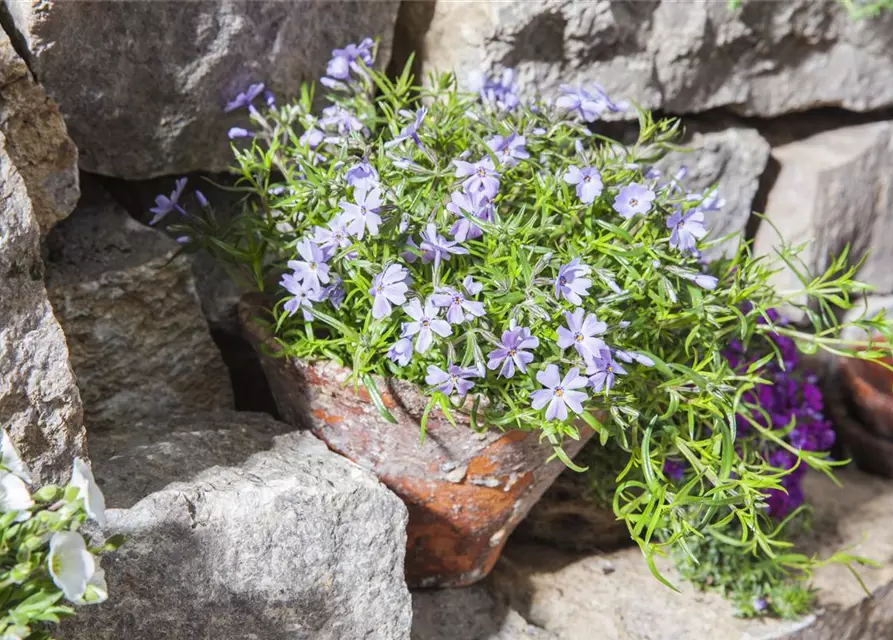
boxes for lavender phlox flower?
[530,365,589,422]
[281,272,322,321]
[487,326,539,379]
[554,258,592,305]
[453,156,500,200]
[346,158,379,190]
[401,236,420,264]
[563,166,603,204]
[432,277,485,324]
[678,271,719,290]
[401,299,452,353]
[487,133,529,167]
[699,189,726,213]
[224,82,265,113]
[313,214,353,258]
[339,187,383,239]
[384,107,427,150]
[613,349,655,367]
[299,127,325,150]
[388,337,413,366]
[586,349,627,393]
[194,190,210,209]
[473,68,520,112]
[287,238,331,292]
[667,208,708,253]
[613,183,655,219]
[556,308,607,361]
[227,127,253,140]
[426,364,479,397]
[369,264,410,319]
[420,222,469,268]
[321,105,366,139]
[555,83,625,122]
[149,177,188,226]
[322,276,345,309]
[322,38,374,88]
[447,189,493,242]
[597,270,623,295]
[644,167,662,181]
[263,90,275,108]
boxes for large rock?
[60,422,413,640]
[0,133,86,484]
[2,0,401,179]
[753,121,893,315]
[789,581,893,640]
[44,180,233,429]
[411,1,893,118]
[0,27,78,233]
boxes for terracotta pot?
[239,296,595,587]
[838,353,893,440]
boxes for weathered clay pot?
[239,296,595,587]
[838,353,893,440]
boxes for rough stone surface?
[59,427,412,640]
[789,581,893,640]
[411,1,893,118]
[44,180,233,429]
[655,121,770,259]
[0,132,86,484]
[0,27,78,233]
[754,121,893,318]
[2,0,401,178]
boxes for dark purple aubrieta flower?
[346,158,379,191]
[227,127,253,140]
[613,183,655,219]
[369,264,410,319]
[313,214,353,259]
[224,82,265,113]
[388,337,413,367]
[554,258,592,306]
[287,238,331,292]
[419,223,469,268]
[586,348,627,393]
[453,157,500,200]
[563,166,604,204]
[446,189,493,242]
[339,187,383,239]
[667,209,708,254]
[281,272,322,321]
[149,177,188,226]
[663,458,686,482]
[530,365,589,422]
[487,133,529,168]
[555,83,625,122]
[384,107,427,150]
[431,276,485,324]
[556,308,607,361]
[487,326,539,379]
[401,299,452,354]
[426,364,479,397]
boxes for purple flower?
[586,349,627,393]
[530,365,589,422]
[401,236,420,264]
[322,38,374,88]
[419,223,469,268]
[426,364,479,397]
[340,187,383,239]
[487,133,529,167]
[300,127,325,150]
[667,209,708,253]
[149,177,188,226]
[384,107,427,150]
[224,82,265,113]
[475,68,520,112]
[321,105,365,138]
[346,158,379,191]
[487,326,539,379]
[194,190,210,209]
[401,299,452,353]
[563,166,604,204]
[663,459,686,482]
[554,259,592,305]
[555,84,624,122]
[453,157,500,200]
[281,272,322,321]
[679,271,718,290]
[369,264,410,319]
[613,183,655,219]
[322,276,345,309]
[287,238,331,292]
[313,215,353,258]
[431,276,485,324]
[613,349,655,367]
[227,127,253,140]
[556,308,607,361]
[388,337,413,366]
[446,190,493,242]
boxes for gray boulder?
[0,132,86,484]
[60,421,413,640]
[411,1,893,118]
[0,28,78,233]
[44,180,233,429]
[2,0,401,178]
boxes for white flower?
[1,432,31,484]
[70,458,107,527]
[48,531,106,604]
[0,471,32,522]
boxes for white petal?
[1,432,31,484]
[0,472,32,522]
[71,458,107,527]
[48,531,95,603]
[74,567,108,606]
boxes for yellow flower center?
[629,198,639,207]
[574,333,584,342]
[555,387,564,397]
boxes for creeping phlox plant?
[0,432,117,640]
[161,39,893,594]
